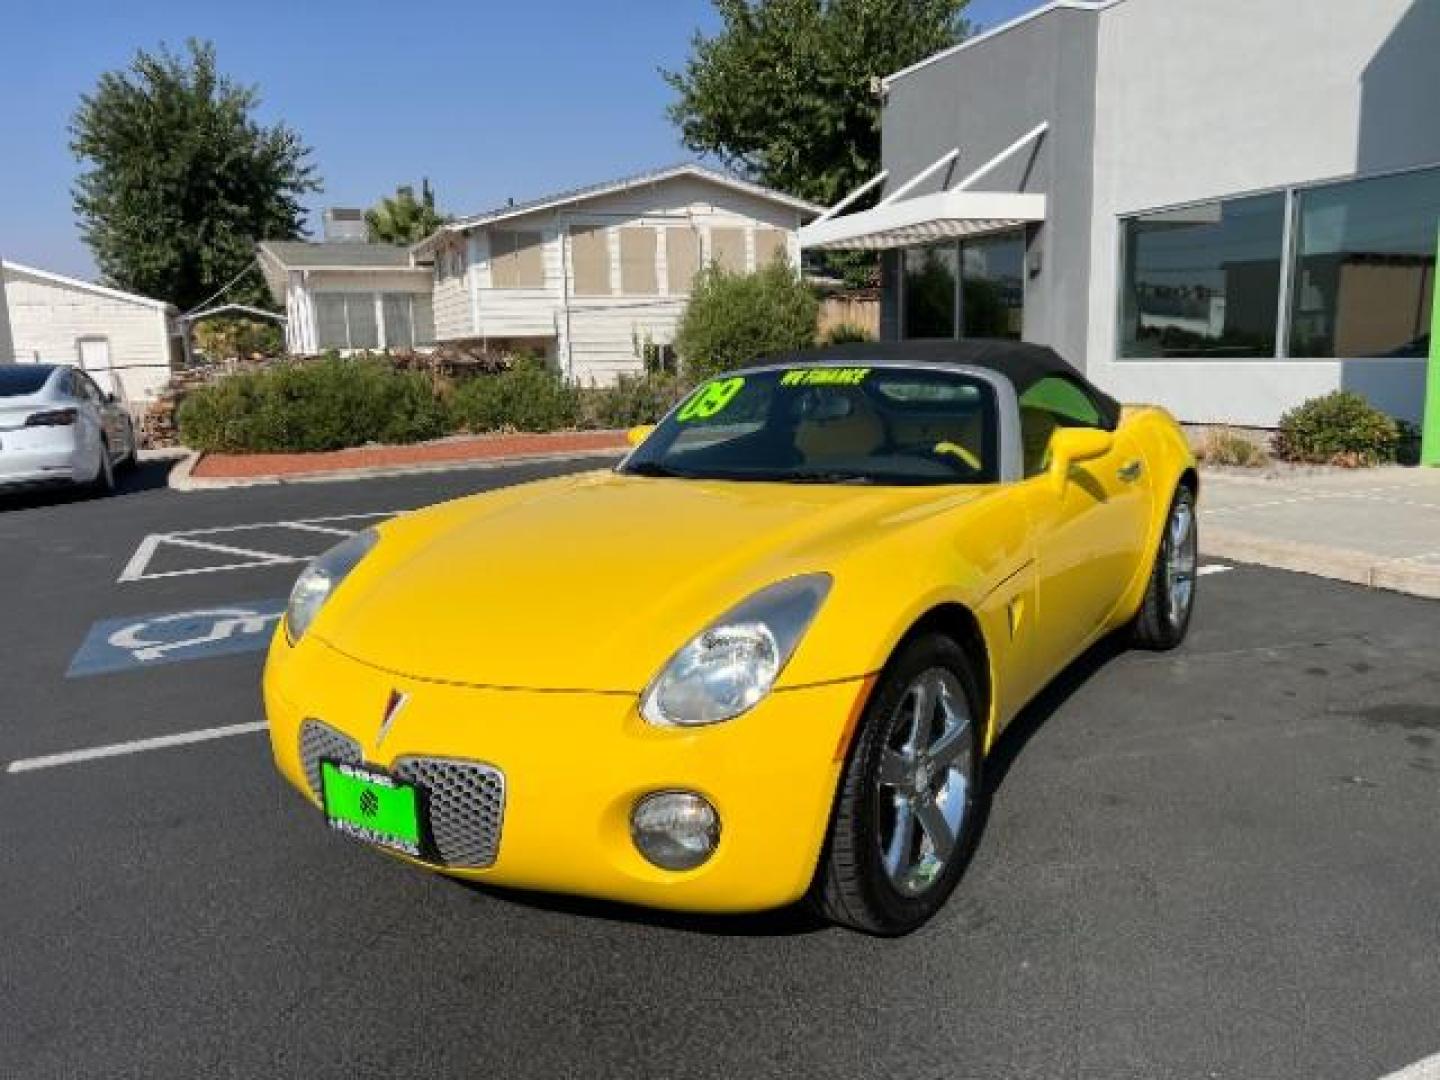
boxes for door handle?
[1117,459,1144,483]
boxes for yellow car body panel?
[263,396,1196,913]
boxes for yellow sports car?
[264,341,1198,935]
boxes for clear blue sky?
[0,0,1040,280]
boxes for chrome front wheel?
[1132,483,1198,650]
[875,668,974,897]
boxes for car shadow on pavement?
[455,882,830,938]
[981,631,1129,798]
[0,459,172,510]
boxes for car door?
[71,371,115,460]
[1016,377,1151,676]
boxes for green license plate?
[320,760,424,857]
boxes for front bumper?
[264,632,867,913]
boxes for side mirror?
[626,424,656,448]
[1049,427,1114,492]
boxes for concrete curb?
[167,448,626,491]
[1201,526,1440,601]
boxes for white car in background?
[0,363,138,495]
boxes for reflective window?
[1120,193,1286,358]
[903,245,957,339]
[382,294,415,349]
[314,294,379,350]
[1289,167,1440,358]
[961,233,1024,339]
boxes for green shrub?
[177,355,448,453]
[1200,427,1269,468]
[585,373,693,429]
[448,359,581,433]
[674,257,819,380]
[1272,391,1400,466]
[820,322,874,346]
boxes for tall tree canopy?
[664,0,969,208]
[71,40,319,311]
[367,180,447,245]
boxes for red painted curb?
[192,431,629,480]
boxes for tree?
[366,180,447,245]
[664,0,969,210]
[71,40,319,312]
[675,258,819,379]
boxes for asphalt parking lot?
[2,460,1438,1079]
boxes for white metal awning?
[799,189,1046,250]
[800,122,1048,252]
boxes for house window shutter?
[666,227,700,294]
[619,228,658,295]
[754,228,787,267]
[491,230,544,288]
[571,226,611,296]
[710,227,746,273]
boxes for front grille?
[299,718,362,797]
[297,719,505,870]
[393,756,506,868]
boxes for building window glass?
[961,232,1024,338]
[315,295,350,350]
[382,294,415,349]
[619,227,658,295]
[666,227,700,294]
[1289,167,1440,358]
[1120,193,1286,358]
[709,227,747,273]
[903,244,957,339]
[314,293,379,350]
[491,230,544,289]
[570,226,611,296]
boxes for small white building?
[257,240,436,356]
[0,260,186,405]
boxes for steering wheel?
[929,440,983,473]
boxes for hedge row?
[176,356,693,454]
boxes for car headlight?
[285,528,379,645]
[640,573,832,727]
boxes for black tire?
[811,632,986,935]
[1130,483,1198,650]
[90,440,116,497]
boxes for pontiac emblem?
[377,689,409,747]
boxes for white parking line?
[6,721,267,774]
[1378,1053,1440,1080]
[119,511,399,583]
[1198,564,1233,576]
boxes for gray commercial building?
[801,0,1440,426]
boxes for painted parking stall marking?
[118,510,397,582]
[67,599,286,677]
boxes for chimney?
[323,208,367,243]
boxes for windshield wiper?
[779,469,876,485]
[622,461,694,479]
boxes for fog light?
[630,791,720,871]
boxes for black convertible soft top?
[765,340,1122,429]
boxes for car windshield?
[620,365,998,485]
[0,365,55,398]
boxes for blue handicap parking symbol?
[67,599,288,678]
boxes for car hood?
[315,470,990,692]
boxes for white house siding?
[437,174,807,383]
[430,235,472,341]
[1,264,174,404]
